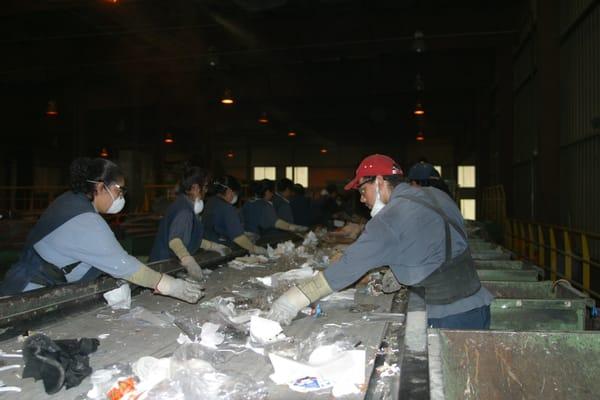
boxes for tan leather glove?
[200,239,231,256]
[233,235,267,255]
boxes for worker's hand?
[252,245,268,256]
[330,249,344,263]
[211,243,231,257]
[180,255,203,281]
[266,286,311,326]
[291,224,309,233]
[155,274,204,303]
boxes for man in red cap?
[267,154,492,329]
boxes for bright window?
[253,166,276,180]
[433,165,442,177]
[285,166,309,187]
[458,165,476,188]
[460,199,476,220]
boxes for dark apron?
[0,192,103,295]
[395,190,481,305]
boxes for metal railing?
[505,219,600,299]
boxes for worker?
[268,154,492,329]
[0,158,203,303]
[242,179,309,238]
[407,161,452,198]
[289,183,312,227]
[149,166,230,280]
[273,178,295,223]
[202,175,268,255]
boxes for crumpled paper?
[302,231,319,246]
[249,316,286,346]
[103,284,131,310]
[268,348,365,396]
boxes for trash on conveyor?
[118,306,171,327]
[228,254,270,270]
[302,231,319,246]
[103,284,132,310]
[22,333,99,395]
[254,265,315,287]
[249,316,286,346]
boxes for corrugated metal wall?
[512,32,537,219]
[559,0,600,268]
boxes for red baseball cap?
[344,154,404,190]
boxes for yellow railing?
[505,218,600,299]
[481,185,507,226]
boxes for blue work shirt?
[25,212,141,291]
[323,183,493,318]
[149,194,204,262]
[202,196,245,246]
[273,193,294,223]
[242,198,278,236]
[290,195,312,227]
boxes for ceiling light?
[416,132,425,141]
[412,31,426,53]
[221,89,234,105]
[226,151,235,159]
[258,112,269,124]
[320,148,328,154]
[287,131,297,137]
[46,101,58,116]
[414,102,425,116]
[164,133,174,144]
[99,148,109,158]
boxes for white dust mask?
[370,182,386,218]
[194,198,204,214]
[106,187,125,214]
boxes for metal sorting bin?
[483,281,593,330]
[429,330,600,400]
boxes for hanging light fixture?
[46,100,58,116]
[414,102,425,116]
[320,148,328,154]
[287,131,297,137]
[221,89,234,105]
[412,30,426,53]
[258,112,269,124]
[414,73,425,92]
[416,131,425,142]
[99,147,109,158]
[164,133,174,144]
[226,150,235,159]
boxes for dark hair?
[277,178,294,193]
[212,175,241,195]
[252,179,274,198]
[363,174,405,189]
[177,166,209,195]
[70,157,123,197]
[292,183,305,196]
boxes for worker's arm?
[169,238,203,281]
[323,218,396,291]
[126,263,203,304]
[200,239,231,256]
[275,219,309,233]
[233,234,267,255]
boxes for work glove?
[155,274,204,303]
[252,245,268,256]
[290,224,309,233]
[267,272,333,325]
[201,239,232,257]
[180,255,203,281]
[266,286,310,326]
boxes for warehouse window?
[433,165,442,176]
[460,199,476,220]
[458,165,476,188]
[253,166,276,180]
[285,166,309,187]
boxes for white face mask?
[194,198,204,214]
[105,186,125,214]
[370,181,386,218]
[230,194,238,205]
